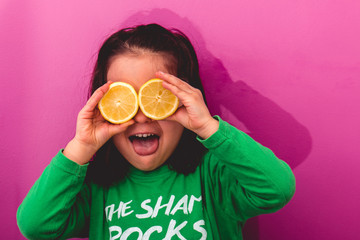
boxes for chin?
[134,164,160,172]
[137,166,157,171]
[130,157,165,172]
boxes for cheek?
[112,133,128,154]
[161,122,184,146]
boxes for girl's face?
[108,53,184,171]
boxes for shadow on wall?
[121,9,312,240]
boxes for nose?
[133,109,152,123]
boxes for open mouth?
[129,133,160,156]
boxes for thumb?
[164,107,189,128]
[108,120,135,136]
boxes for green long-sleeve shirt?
[17,117,296,239]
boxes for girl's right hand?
[63,82,134,165]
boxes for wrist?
[195,118,219,140]
[63,138,98,165]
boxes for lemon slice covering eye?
[98,82,139,124]
[138,78,179,120]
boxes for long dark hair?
[86,24,207,186]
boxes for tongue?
[132,137,159,156]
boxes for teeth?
[135,133,155,138]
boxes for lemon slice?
[98,82,139,124]
[138,78,179,120]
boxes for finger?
[162,80,203,107]
[84,82,112,112]
[156,71,193,93]
[161,80,187,102]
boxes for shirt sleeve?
[17,150,90,240]
[198,116,296,222]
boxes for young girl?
[17,24,295,240]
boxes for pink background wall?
[1,0,359,239]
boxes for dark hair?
[86,24,207,186]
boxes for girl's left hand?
[156,71,219,139]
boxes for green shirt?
[17,117,296,239]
